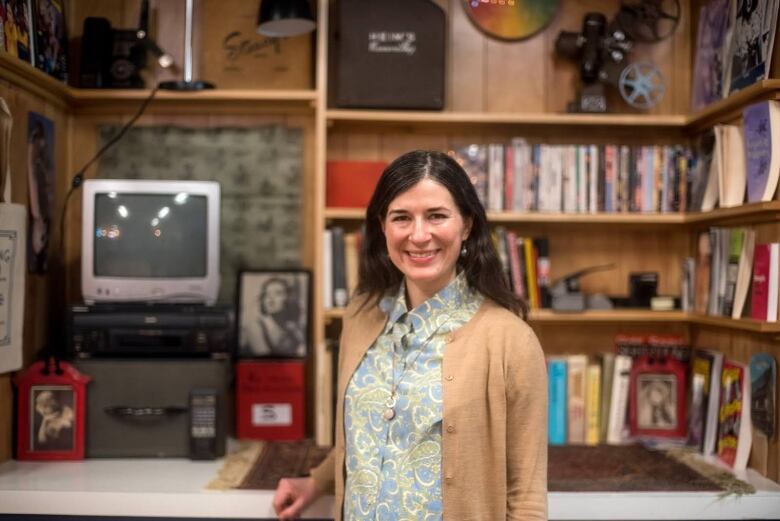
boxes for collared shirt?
[343,273,483,520]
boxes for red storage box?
[326,161,387,208]
[236,361,305,440]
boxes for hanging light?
[257,0,316,38]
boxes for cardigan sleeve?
[309,448,336,494]
[505,324,548,520]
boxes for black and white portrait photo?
[30,386,75,452]
[238,270,309,358]
[636,374,678,430]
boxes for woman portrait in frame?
[238,270,310,358]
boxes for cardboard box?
[198,0,313,89]
[236,360,305,440]
[326,160,387,208]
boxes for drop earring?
[460,244,467,257]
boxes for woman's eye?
[391,215,410,222]
[429,213,447,220]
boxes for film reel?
[614,0,681,43]
[618,62,665,109]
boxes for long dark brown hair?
[355,150,526,317]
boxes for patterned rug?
[208,440,754,495]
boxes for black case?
[334,0,446,109]
[75,358,231,458]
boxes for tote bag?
[0,98,27,373]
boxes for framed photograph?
[14,359,90,460]
[33,0,68,81]
[237,270,310,358]
[629,355,688,439]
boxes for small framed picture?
[14,359,90,460]
[629,355,688,439]
[237,270,310,358]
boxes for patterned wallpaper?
[97,125,303,303]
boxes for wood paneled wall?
[0,80,70,462]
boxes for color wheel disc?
[463,0,559,41]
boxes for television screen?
[93,192,208,278]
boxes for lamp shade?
[257,0,316,37]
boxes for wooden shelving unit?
[326,108,686,128]
[685,79,780,131]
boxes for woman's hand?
[272,476,321,520]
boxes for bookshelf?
[313,1,780,490]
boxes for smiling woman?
[380,178,471,309]
[273,150,548,521]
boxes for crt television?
[81,179,221,305]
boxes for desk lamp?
[257,0,316,37]
[159,0,214,90]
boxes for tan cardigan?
[310,297,548,520]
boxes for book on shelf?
[597,352,616,443]
[606,354,633,445]
[731,228,756,319]
[585,362,601,446]
[690,0,733,111]
[714,124,747,208]
[505,230,526,300]
[750,242,779,322]
[743,100,780,203]
[331,226,347,308]
[344,230,360,300]
[547,356,567,446]
[717,359,752,471]
[453,141,690,215]
[725,0,779,95]
[449,144,488,208]
[749,353,776,475]
[723,229,745,317]
[689,130,717,212]
[567,354,587,445]
[750,352,777,439]
[689,349,724,455]
[681,256,696,312]
[487,143,504,212]
[534,237,551,308]
[322,229,333,310]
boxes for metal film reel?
[615,0,681,43]
[618,62,665,109]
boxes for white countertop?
[1,456,779,519]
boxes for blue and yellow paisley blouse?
[343,273,483,520]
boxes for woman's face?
[382,178,471,302]
[262,280,287,315]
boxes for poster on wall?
[27,111,55,274]
[0,98,26,374]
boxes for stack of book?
[449,141,692,215]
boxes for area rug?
[208,441,754,496]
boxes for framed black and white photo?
[237,270,310,358]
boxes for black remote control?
[189,388,218,460]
